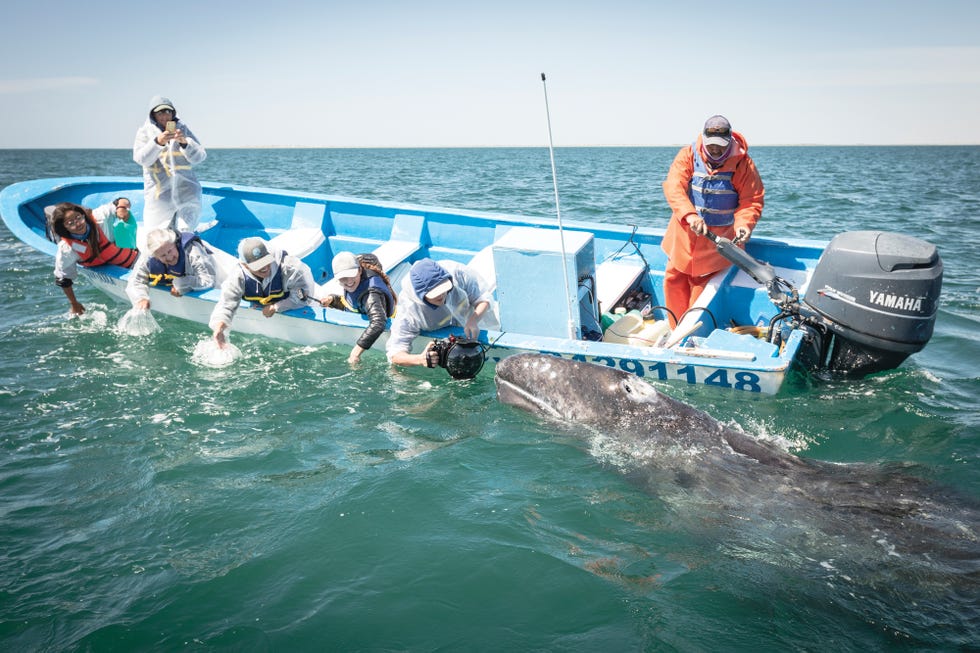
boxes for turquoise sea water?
[1,147,978,651]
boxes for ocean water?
[0,147,978,651]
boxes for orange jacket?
[661,132,764,277]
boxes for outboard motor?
[799,231,943,376]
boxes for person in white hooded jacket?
[133,95,207,238]
[386,258,498,368]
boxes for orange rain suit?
[660,131,764,326]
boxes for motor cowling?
[800,231,942,376]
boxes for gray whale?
[494,353,980,616]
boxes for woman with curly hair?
[50,202,139,315]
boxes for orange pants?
[663,266,714,328]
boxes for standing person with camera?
[133,96,207,244]
[319,251,397,365]
[386,258,497,370]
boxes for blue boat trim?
[1,176,833,394]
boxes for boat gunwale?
[1,175,818,393]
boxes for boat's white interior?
[595,254,647,314]
[467,245,496,293]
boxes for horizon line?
[0,143,975,150]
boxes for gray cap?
[238,237,275,272]
[703,115,732,147]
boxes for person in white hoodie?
[386,258,498,369]
[132,95,207,238]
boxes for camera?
[426,335,488,380]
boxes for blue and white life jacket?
[243,251,290,305]
[688,144,738,227]
[147,231,200,286]
[342,271,396,316]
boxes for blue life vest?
[342,271,395,316]
[147,232,201,286]
[243,251,290,305]
[688,144,738,227]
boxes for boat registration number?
[548,353,765,393]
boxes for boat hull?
[2,176,825,394]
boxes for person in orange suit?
[661,115,764,327]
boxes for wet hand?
[69,301,85,316]
[137,299,151,311]
[421,342,438,368]
[464,315,480,340]
[733,227,751,245]
[261,304,277,318]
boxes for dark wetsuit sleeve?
[356,289,391,350]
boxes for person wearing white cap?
[132,95,207,242]
[386,258,497,369]
[319,251,397,365]
[208,237,315,348]
[660,114,764,327]
[125,228,218,311]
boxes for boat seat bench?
[268,202,331,281]
[373,213,425,272]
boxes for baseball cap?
[332,252,360,279]
[238,237,275,271]
[703,115,732,147]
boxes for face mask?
[704,141,733,165]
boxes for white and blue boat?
[0,176,942,394]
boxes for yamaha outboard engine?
[799,231,942,376]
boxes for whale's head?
[494,353,659,424]
[494,353,724,445]
[495,353,808,469]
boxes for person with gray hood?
[133,95,207,241]
[386,258,498,369]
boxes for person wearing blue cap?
[385,258,497,368]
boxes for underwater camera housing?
[428,335,488,380]
[798,231,943,376]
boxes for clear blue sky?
[3,0,978,148]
